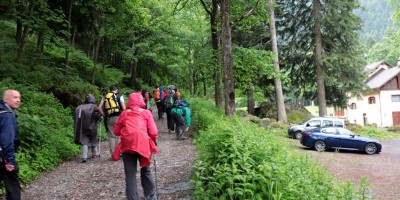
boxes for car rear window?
[334,121,344,127]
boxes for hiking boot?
[145,194,157,200]
[178,130,184,140]
[92,154,100,158]
[81,159,87,163]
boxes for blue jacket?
[0,100,19,165]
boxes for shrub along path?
[19,108,196,200]
[289,138,400,200]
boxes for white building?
[346,60,400,127]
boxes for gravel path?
[17,108,196,200]
[11,109,400,200]
[290,137,400,200]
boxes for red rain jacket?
[113,92,158,167]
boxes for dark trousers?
[171,112,186,137]
[122,153,155,200]
[0,162,21,200]
[155,101,164,119]
[166,108,175,131]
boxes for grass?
[305,105,335,116]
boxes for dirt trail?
[290,138,400,200]
[17,108,196,200]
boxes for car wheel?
[314,140,326,152]
[295,131,303,140]
[365,143,377,155]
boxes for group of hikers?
[72,85,191,200]
[0,85,191,200]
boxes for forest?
[0,0,399,198]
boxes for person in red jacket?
[113,92,158,200]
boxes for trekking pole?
[153,155,159,200]
[98,121,102,157]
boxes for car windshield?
[300,118,311,125]
[338,128,354,136]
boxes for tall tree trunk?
[35,31,44,55]
[65,0,73,75]
[91,37,100,85]
[268,0,287,122]
[16,20,22,44]
[313,0,327,116]
[247,85,255,115]
[15,0,23,44]
[131,62,138,89]
[200,0,223,107]
[221,0,235,117]
[15,26,29,63]
[202,72,207,96]
[212,0,223,108]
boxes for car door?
[305,119,321,131]
[335,128,363,150]
[320,127,341,148]
[322,119,334,127]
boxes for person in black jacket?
[73,94,102,162]
[0,89,22,200]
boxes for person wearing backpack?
[170,92,191,140]
[112,92,158,200]
[140,89,152,111]
[98,85,126,158]
[153,86,166,120]
[73,94,102,163]
[164,86,178,133]
[0,89,22,200]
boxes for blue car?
[300,127,382,155]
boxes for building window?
[392,95,400,102]
[368,97,375,104]
[351,103,356,109]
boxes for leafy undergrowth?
[190,98,369,199]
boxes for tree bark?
[65,0,73,75]
[35,31,44,55]
[91,37,100,85]
[131,62,138,88]
[247,85,255,115]
[211,0,224,108]
[15,26,29,63]
[267,0,287,122]
[313,0,327,116]
[221,0,235,117]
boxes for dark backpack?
[103,92,121,116]
[173,99,190,108]
[165,93,175,108]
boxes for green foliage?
[191,99,365,199]
[354,0,393,45]
[0,81,80,185]
[356,126,400,140]
[286,110,311,125]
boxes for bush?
[0,82,80,185]
[191,99,367,199]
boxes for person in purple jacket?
[0,89,22,200]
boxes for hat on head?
[168,85,175,90]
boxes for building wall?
[347,90,400,127]
[379,90,400,127]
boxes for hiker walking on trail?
[73,94,102,163]
[112,92,158,200]
[98,85,126,158]
[153,86,166,120]
[164,85,178,133]
[171,92,191,140]
[0,89,22,200]
[140,89,152,110]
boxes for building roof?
[365,60,391,71]
[366,66,400,89]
